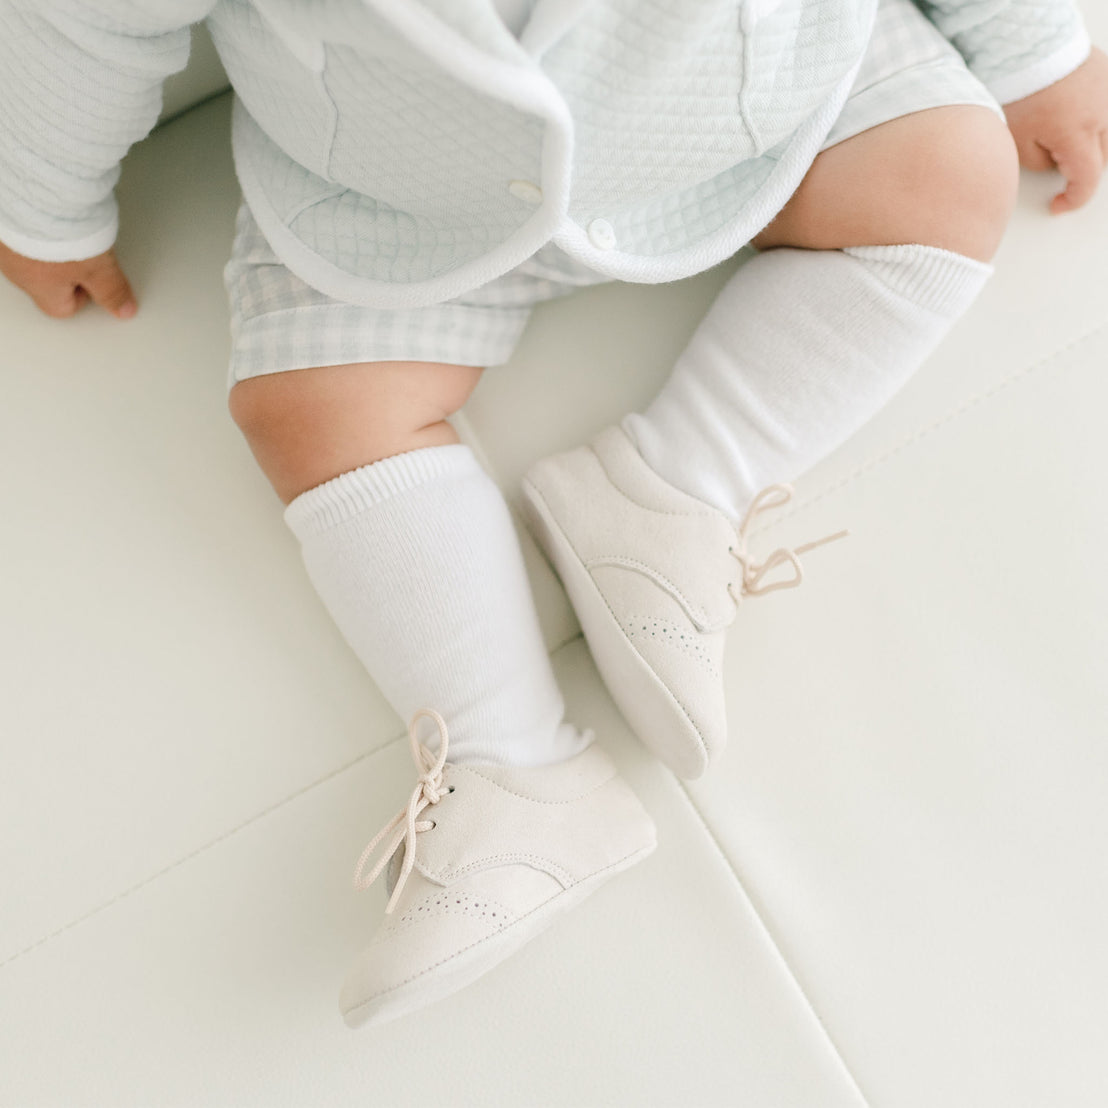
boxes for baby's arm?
[0,0,216,316]
[911,0,1107,210]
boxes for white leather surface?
[690,329,1108,1105]
[2,7,1107,1100]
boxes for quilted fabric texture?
[220,0,878,303]
[0,1,193,257]
[915,0,1088,97]
[0,0,1091,291]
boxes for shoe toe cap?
[340,889,514,1029]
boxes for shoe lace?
[727,485,849,603]
[353,707,452,915]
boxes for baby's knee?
[897,106,1019,262]
[228,360,483,504]
[754,105,1019,262]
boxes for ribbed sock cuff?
[284,442,479,539]
[843,243,994,317]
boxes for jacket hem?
[0,215,118,263]
[551,56,865,283]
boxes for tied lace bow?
[727,485,849,603]
[353,708,452,915]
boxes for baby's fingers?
[1047,130,1106,214]
[80,251,137,318]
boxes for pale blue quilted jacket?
[0,0,1091,308]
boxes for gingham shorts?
[223,0,1005,387]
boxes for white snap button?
[587,218,617,250]
[508,179,544,204]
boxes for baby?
[1,0,1105,1030]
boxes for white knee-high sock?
[623,244,993,521]
[284,443,588,766]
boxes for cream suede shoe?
[340,709,656,1029]
[521,426,846,779]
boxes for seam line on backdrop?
[0,733,405,972]
[675,779,874,1108]
[749,319,1108,541]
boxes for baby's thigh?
[752,104,1019,262]
[220,201,557,504]
[229,360,483,505]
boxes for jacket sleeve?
[0,0,217,262]
[911,0,1092,104]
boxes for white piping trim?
[986,28,1092,105]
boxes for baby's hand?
[0,240,137,319]
[1003,45,1108,214]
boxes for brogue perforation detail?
[625,615,721,678]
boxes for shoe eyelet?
[447,786,455,794]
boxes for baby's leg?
[522,106,1017,774]
[230,360,586,766]
[230,359,479,504]
[236,360,656,1030]
[623,105,1019,521]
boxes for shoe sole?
[341,839,655,1029]
[520,474,711,779]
